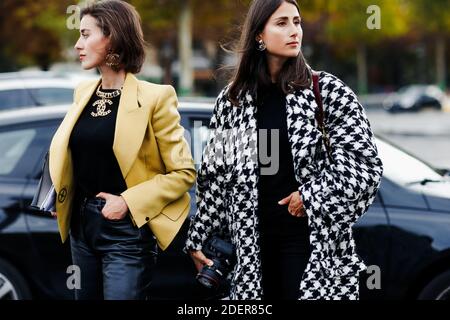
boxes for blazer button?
[145,217,149,221]
[58,187,68,203]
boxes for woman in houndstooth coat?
[185,0,383,300]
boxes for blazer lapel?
[113,73,150,180]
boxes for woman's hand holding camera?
[189,250,214,272]
[278,191,306,217]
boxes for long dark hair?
[227,0,311,106]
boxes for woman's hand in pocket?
[96,192,129,221]
[278,191,306,217]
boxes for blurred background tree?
[0,0,448,96]
[408,0,450,90]
[300,0,409,93]
[0,0,73,71]
[132,0,249,93]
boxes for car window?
[0,122,58,179]
[371,193,382,206]
[32,88,73,106]
[0,129,36,176]
[376,137,443,186]
[0,89,37,110]
[188,117,210,168]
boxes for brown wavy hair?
[227,0,311,106]
[81,0,146,74]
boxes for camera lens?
[197,275,215,289]
[196,268,220,289]
[197,236,235,291]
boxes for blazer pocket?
[159,193,190,221]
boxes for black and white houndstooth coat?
[185,71,384,300]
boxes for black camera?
[196,235,235,290]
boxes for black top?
[256,83,308,235]
[69,88,127,197]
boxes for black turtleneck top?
[256,83,308,235]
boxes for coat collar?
[76,72,142,114]
[237,79,319,124]
[49,73,149,192]
[232,80,323,186]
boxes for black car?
[0,104,450,300]
[383,85,446,113]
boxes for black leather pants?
[69,195,157,300]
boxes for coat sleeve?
[299,74,384,231]
[185,89,230,251]
[121,86,196,228]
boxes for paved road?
[366,109,450,169]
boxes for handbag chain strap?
[312,71,333,164]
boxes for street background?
[368,109,450,169]
[0,0,449,167]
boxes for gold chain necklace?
[91,83,122,117]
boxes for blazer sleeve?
[121,86,196,228]
[185,88,230,251]
[299,74,384,231]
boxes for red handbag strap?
[312,71,333,163]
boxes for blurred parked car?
[0,71,97,111]
[383,85,445,113]
[0,103,450,300]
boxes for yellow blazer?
[49,73,196,250]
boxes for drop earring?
[257,39,266,51]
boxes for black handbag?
[30,151,56,213]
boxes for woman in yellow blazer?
[49,0,195,300]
